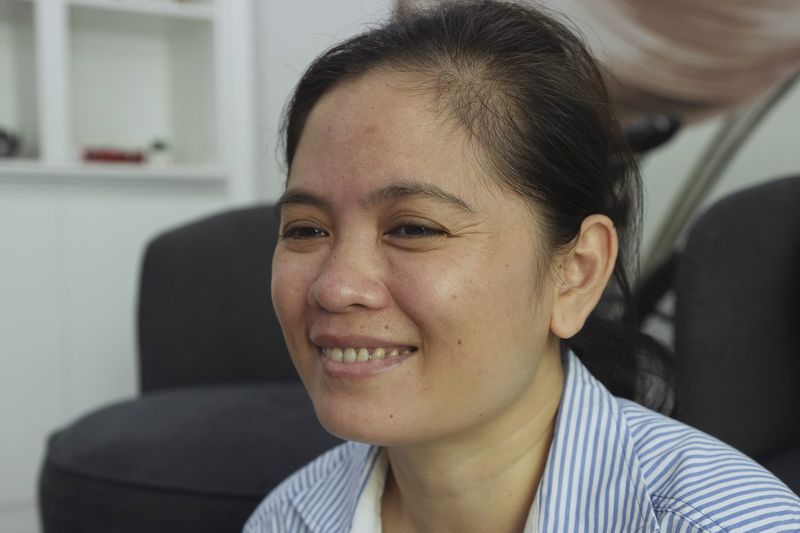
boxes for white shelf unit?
[0,0,257,199]
[0,157,226,184]
[0,0,38,160]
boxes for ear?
[549,214,618,339]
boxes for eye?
[281,225,328,240]
[387,224,448,238]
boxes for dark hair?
[281,0,676,414]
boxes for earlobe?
[550,215,618,339]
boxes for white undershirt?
[350,448,541,533]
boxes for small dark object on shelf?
[148,138,173,166]
[150,139,168,152]
[0,127,21,158]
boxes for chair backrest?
[137,205,297,392]
[674,175,800,460]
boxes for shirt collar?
[292,443,381,533]
[535,351,659,532]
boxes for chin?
[311,395,416,447]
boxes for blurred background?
[0,0,798,530]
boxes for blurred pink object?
[559,0,800,122]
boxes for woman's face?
[272,71,563,446]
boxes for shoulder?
[243,441,375,533]
[618,399,800,532]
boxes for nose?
[308,241,391,313]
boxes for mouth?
[318,346,418,363]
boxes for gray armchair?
[673,175,800,493]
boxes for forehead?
[288,71,498,205]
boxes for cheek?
[387,253,466,319]
[387,245,543,349]
[387,252,546,421]
[271,250,318,335]
[391,244,550,387]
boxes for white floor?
[0,501,40,533]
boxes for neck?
[381,344,564,533]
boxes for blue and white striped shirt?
[244,352,800,532]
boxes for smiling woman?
[244,2,800,532]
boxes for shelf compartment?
[68,0,214,21]
[0,0,39,161]
[69,3,217,167]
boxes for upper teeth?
[322,347,412,363]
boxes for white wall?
[254,0,391,200]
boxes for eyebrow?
[275,179,475,214]
[275,190,329,213]
[364,181,475,212]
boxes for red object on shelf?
[83,147,145,164]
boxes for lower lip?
[319,351,415,380]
